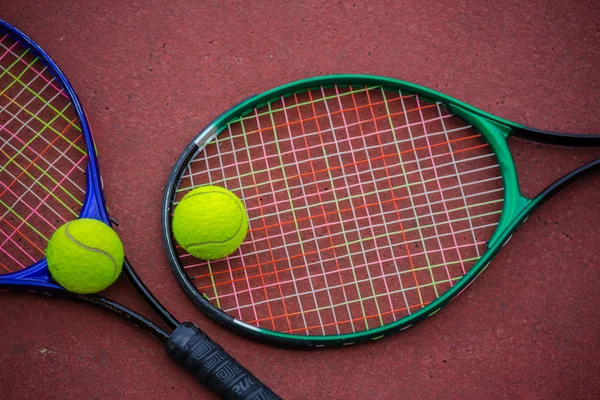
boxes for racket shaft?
[166,322,280,400]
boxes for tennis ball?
[172,185,248,260]
[46,218,124,294]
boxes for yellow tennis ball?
[172,186,248,260]
[46,218,124,294]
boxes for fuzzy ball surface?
[172,185,248,260]
[46,218,124,294]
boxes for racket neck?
[512,127,600,147]
[122,258,179,330]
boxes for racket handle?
[166,322,281,400]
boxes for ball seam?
[64,221,118,279]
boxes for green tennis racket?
[162,75,600,348]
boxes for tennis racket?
[162,74,600,348]
[0,19,279,399]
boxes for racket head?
[0,19,106,291]
[161,74,565,347]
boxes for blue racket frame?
[0,19,108,290]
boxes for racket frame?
[162,74,600,348]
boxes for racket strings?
[173,84,504,335]
[183,154,501,256]
[0,34,86,273]
[182,85,436,166]
[181,105,473,193]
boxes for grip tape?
[166,322,281,400]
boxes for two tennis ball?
[172,185,248,260]
[46,186,245,294]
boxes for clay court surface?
[1,1,599,399]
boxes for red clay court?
[1,1,599,399]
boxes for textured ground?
[1,1,599,399]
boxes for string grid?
[0,32,87,274]
[174,84,505,336]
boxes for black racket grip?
[165,322,281,400]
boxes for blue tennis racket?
[0,19,279,400]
